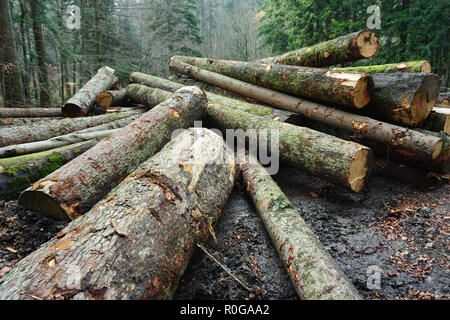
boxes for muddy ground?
[0,161,448,300]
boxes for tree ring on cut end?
[357,30,378,58]
[19,190,70,221]
[348,147,371,192]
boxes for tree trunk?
[0,117,63,127]
[364,72,440,126]
[19,87,207,221]
[240,157,361,300]
[0,140,99,200]
[62,66,118,117]
[333,60,431,73]
[0,128,235,300]
[96,89,128,108]
[170,59,443,163]
[256,30,378,67]
[0,112,135,147]
[172,56,373,109]
[421,111,450,134]
[0,108,62,118]
[0,0,26,107]
[206,103,373,192]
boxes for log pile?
[0,30,448,301]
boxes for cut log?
[256,30,378,67]
[206,103,373,192]
[364,73,440,126]
[421,111,450,134]
[19,87,207,221]
[333,60,431,73]
[0,117,63,127]
[0,112,135,148]
[62,66,118,117]
[0,140,99,200]
[0,108,62,118]
[240,157,361,299]
[126,84,174,107]
[170,59,443,163]
[172,56,373,109]
[433,106,450,115]
[0,128,235,300]
[96,89,128,108]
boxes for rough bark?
[96,89,128,108]
[0,140,99,200]
[206,103,373,192]
[0,108,63,118]
[126,84,173,107]
[0,117,63,127]
[62,66,119,117]
[19,87,207,221]
[0,112,135,148]
[364,73,440,126]
[170,59,443,163]
[421,111,450,134]
[333,60,431,73]
[172,56,373,109]
[0,128,235,300]
[256,30,378,67]
[240,157,361,300]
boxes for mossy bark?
[0,117,63,127]
[0,108,62,118]
[240,157,362,300]
[62,66,118,117]
[126,84,172,107]
[172,56,373,109]
[96,89,128,108]
[421,111,450,134]
[256,30,378,67]
[0,112,135,148]
[0,141,98,200]
[333,60,431,73]
[170,59,443,163]
[0,128,235,300]
[19,87,207,221]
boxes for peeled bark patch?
[19,87,207,221]
[240,158,361,300]
[0,128,235,300]
[62,66,118,117]
[172,56,373,109]
[257,30,378,67]
[333,60,431,73]
[0,108,62,118]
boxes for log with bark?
[0,112,135,148]
[170,59,443,164]
[333,60,431,73]
[19,87,207,221]
[0,108,62,118]
[0,117,63,127]
[96,89,128,108]
[256,30,378,67]
[172,56,374,109]
[0,140,99,200]
[240,157,361,299]
[62,66,118,117]
[421,111,450,134]
[0,128,235,300]
[126,84,174,107]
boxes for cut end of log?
[432,140,444,160]
[348,147,372,192]
[18,190,70,221]
[421,61,431,73]
[353,73,374,108]
[444,117,450,135]
[62,103,85,118]
[96,92,113,108]
[357,30,378,58]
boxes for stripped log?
[257,30,378,67]
[333,60,431,73]
[19,87,207,221]
[0,117,63,127]
[170,59,443,164]
[0,112,135,148]
[0,128,235,300]
[62,66,118,117]
[240,157,361,299]
[421,111,450,134]
[172,56,373,109]
[96,89,128,108]
[0,108,62,118]
[0,140,99,200]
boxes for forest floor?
[0,163,448,300]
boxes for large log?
[0,112,135,148]
[206,103,373,192]
[19,87,207,221]
[0,128,235,300]
[62,66,118,117]
[240,157,361,300]
[333,60,431,73]
[170,59,443,164]
[96,89,128,108]
[421,111,450,134]
[126,84,174,107]
[0,108,62,118]
[257,30,378,67]
[364,73,440,126]
[172,56,373,109]
[0,117,63,127]
[0,140,99,200]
